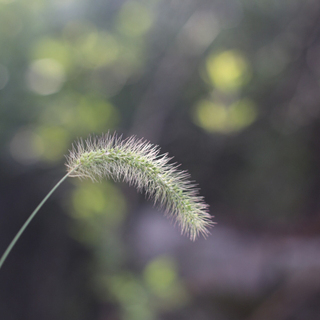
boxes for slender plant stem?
[0,171,73,270]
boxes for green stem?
[0,171,73,270]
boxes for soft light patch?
[74,95,119,132]
[77,32,119,68]
[205,50,250,91]
[71,181,126,225]
[108,273,151,320]
[26,58,66,95]
[35,126,69,161]
[194,98,257,133]
[143,256,177,297]
[116,1,153,37]
[32,38,72,71]
[10,128,43,164]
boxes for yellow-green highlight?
[205,50,251,91]
[116,1,153,37]
[194,98,257,133]
[71,181,126,224]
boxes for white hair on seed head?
[66,133,214,240]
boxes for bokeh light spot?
[78,32,119,68]
[194,100,228,132]
[229,99,257,130]
[35,126,68,161]
[143,256,177,297]
[32,38,72,71]
[71,181,126,225]
[194,98,257,133]
[26,58,66,95]
[116,1,153,37]
[10,128,43,164]
[109,274,151,320]
[205,50,250,91]
[74,95,120,132]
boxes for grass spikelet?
[0,133,214,270]
[66,133,214,240]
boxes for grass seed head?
[66,133,214,240]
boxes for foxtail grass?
[0,133,213,269]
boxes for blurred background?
[1,0,320,319]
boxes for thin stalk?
[0,171,73,270]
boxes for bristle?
[66,133,214,240]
